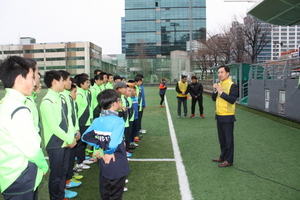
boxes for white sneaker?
[83,159,94,164]
[76,163,90,169]
[130,142,139,147]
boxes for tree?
[242,14,272,63]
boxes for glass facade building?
[125,0,206,58]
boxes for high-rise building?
[121,17,126,54]
[125,0,206,58]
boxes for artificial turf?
[0,87,299,200]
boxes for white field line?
[128,158,175,161]
[165,96,193,200]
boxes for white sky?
[0,0,255,54]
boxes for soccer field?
[0,87,300,200]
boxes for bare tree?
[193,42,211,80]
[242,14,272,63]
[134,40,151,76]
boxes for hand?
[75,131,81,141]
[69,139,77,149]
[182,92,185,95]
[102,154,115,164]
[195,96,198,98]
[213,83,223,94]
[43,173,47,175]
[122,107,127,111]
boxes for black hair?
[113,75,121,81]
[70,77,77,85]
[38,72,42,78]
[25,58,37,72]
[191,76,197,80]
[95,74,104,81]
[97,89,120,110]
[44,70,62,88]
[181,75,187,79]
[127,79,135,83]
[99,72,107,76]
[107,73,113,78]
[74,73,89,80]
[134,76,143,82]
[76,75,89,88]
[94,69,102,75]
[58,70,70,81]
[70,84,77,91]
[136,74,144,78]
[0,56,33,88]
[218,65,230,73]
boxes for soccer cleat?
[76,163,90,169]
[72,174,83,180]
[85,149,93,153]
[177,115,181,118]
[134,136,141,140]
[134,138,140,142]
[66,181,81,189]
[139,129,147,134]
[190,114,195,118]
[159,105,164,107]
[127,152,132,158]
[123,187,128,192]
[73,167,82,173]
[125,179,129,183]
[65,189,77,198]
[200,114,204,118]
[83,159,94,164]
[70,178,82,183]
[130,142,139,147]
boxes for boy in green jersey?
[40,70,77,200]
[0,56,48,200]
[91,74,104,119]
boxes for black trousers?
[102,176,126,200]
[2,162,38,200]
[131,119,139,142]
[137,110,144,131]
[177,97,187,117]
[217,121,234,163]
[47,147,70,200]
[191,96,203,115]
[67,147,76,180]
[76,126,89,164]
[159,94,165,105]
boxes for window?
[278,90,285,115]
[24,49,44,53]
[3,50,23,54]
[46,66,66,70]
[67,57,84,60]
[46,57,65,61]
[67,48,84,52]
[33,58,44,62]
[46,48,65,52]
[265,89,270,111]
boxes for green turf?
[0,87,299,200]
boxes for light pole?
[170,22,179,44]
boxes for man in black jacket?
[189,76,204,118]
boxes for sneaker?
[83,159,94,164]
[130,142,139,147]
[125,179,129,183]
[128,145,136,149]
[73,167,82,172]
[190,114,195,118]
[66,181,81,189]
[134,138,140,142]
[72,174,83,180]
[63,198,69,200]
[200,114,204,118]
[177,115,181,118]
[65,189,77,199]
[134,136,141,140]
[70,178,82,183]
[139,129,147,134]
[127,152,132,158]
[123,187,128,192]
[85,149,93,153]
[159,105,164,107]
[184,115,188,118]
[126,150,133,153]
[76,163,90,170]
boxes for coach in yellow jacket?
[176,75,190,118]
[212,66,238,168]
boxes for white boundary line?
[165,96,193,200]
[128,158,175,161]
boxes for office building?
[125,0,206,58]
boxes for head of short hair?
[70,84,77,91]
[107,73,113,78]
[94,69,102,75]
[44,70,62,88]
[136,74,144,78]
[113,75,122,81]
[70,77,77,85]
[218,65,230,73]
[127,79,135,83]
[95,74,104,81]
[134,76,143,82]
[74,73,89,80]
[181,75,187,79]
[162,78,166,81]
[97,89,120,110]
[25,58,37,72]
[99,72,107,76]
[191,76,197,80]
[58,70,70,81]
[0,56,34,88]
[76,75,89,88]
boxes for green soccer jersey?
[0,89,48,192]
[105,82,114,89]
[40,89,74,149]
[76,87,93,126]
[25,92,40,133]
[60,90,76,136]
[90,84,102,112]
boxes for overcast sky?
[0,0,255,54]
